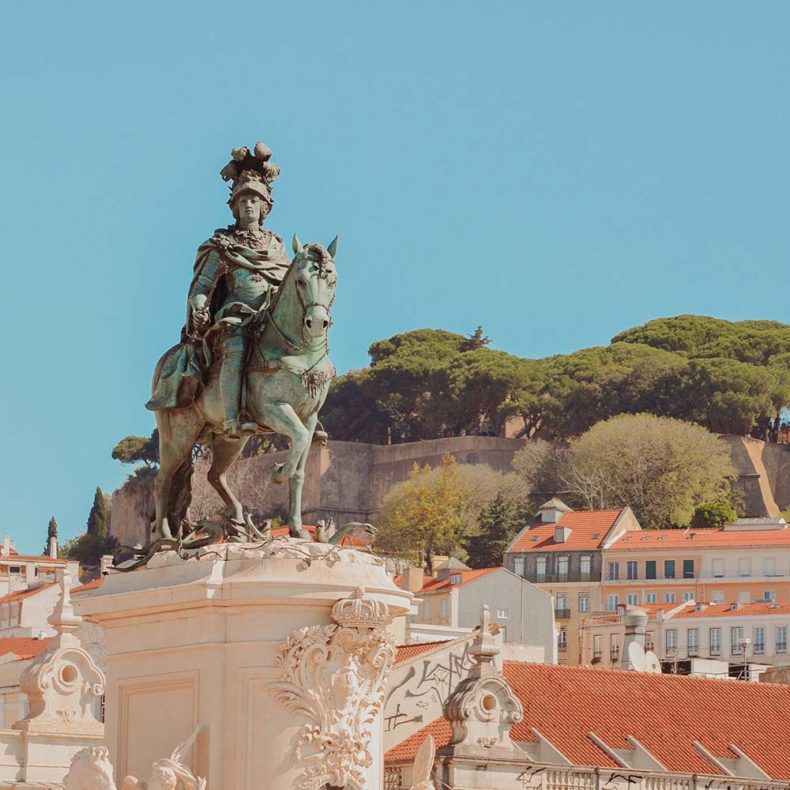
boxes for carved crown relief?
[269,587,396,790]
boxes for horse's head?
[64,746,116,790]
[291,235,338,340]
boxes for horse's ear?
[327,235,339,258]
[292,234,302,255]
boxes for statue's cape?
[187,229,291,329]
[147,230,290,412]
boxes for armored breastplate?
[223,266,272,310]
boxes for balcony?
[534,573,596,584]
[554,608,571,620]
[610,647,620,662]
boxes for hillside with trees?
[322,315,790,443]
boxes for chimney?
[621,608,648,670]
[1,535,10,557]
[403,566,425,593]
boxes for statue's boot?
[220,362,258,440]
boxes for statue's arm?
[188,248,225,332]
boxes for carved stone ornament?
[442,605,523,753]
[269,587,395,790]
[410,733,436,790]
[63,727,206,790]
[15,568,105,735]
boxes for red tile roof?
[71,577,104,594]
[269,525,369,548]
[609,527,790,550]
[419,568,499,593]
[672,602,790,619]
[0,636,52,661]
[395,640,451,664]
[0,555,65,564]
[509,510,625,553]
[386,662,790,779]
[0,582,57,606]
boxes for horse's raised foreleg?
[257,401,311,538]
[206,434,248,525]
[288,413,317,539]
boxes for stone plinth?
[74,540,412,790]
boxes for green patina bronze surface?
[136,143,338,557]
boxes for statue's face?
[236,192,265,225]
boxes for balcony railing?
[557,642,567,652]
[610,647,620,661]
[554,608,571,620]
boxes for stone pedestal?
[74,540,411,789]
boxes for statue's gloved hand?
[191,307,211,333]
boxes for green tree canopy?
[555,414,736,529]
[112,431,159,466]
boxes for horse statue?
[151,236,337,547]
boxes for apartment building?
[601,518,790,611]
[504,499,641,664]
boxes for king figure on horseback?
[139,142,338,550]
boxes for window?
[439,599,448,620]
[610,633,619,661]
[712,558,725,578]
[664,592,676,604]
[645,592,657,604]
[738,590,751,604]
[763,590,777,603]
[753,626,766,655]
[683,559,695,579]
[664,560,676,579]
[627,561,638,580]
[626,593,639,606]
[536,557,546,579]
[608,562,620,581]
[665,629,677,654]
[422,600,431,620]
[555,593,569,618]
[607,594,619,611]
[580,555,592,578]
[578,593,590,613]
[710,628,721,656]
[593,634,603,661]
[731,626,744,655]
[776,626,788,654]
[9,566,20,575]
[513,557,525,577]
[687,628,699,656]
[557,556,569,580]
[496,608,509,619]
[738,558,751,578]
[558,629,567,651]
[712,590,725,603]
[683,592,694,601]
[764,557,777,577]
[645,631,655,651]
[646,561,657,580]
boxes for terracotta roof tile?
[71,577,104,594]
[419,568,499,593]
[0,636,52,661]
[509,510,624,553]
[610,527,790,550]
[395,640,452,664]
[0,582,57,606]
[0,555,65,564]
[386,662,790,779]
[673,602,790,619]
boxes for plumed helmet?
[219,141,280,208]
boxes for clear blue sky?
[2,3,789,554]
